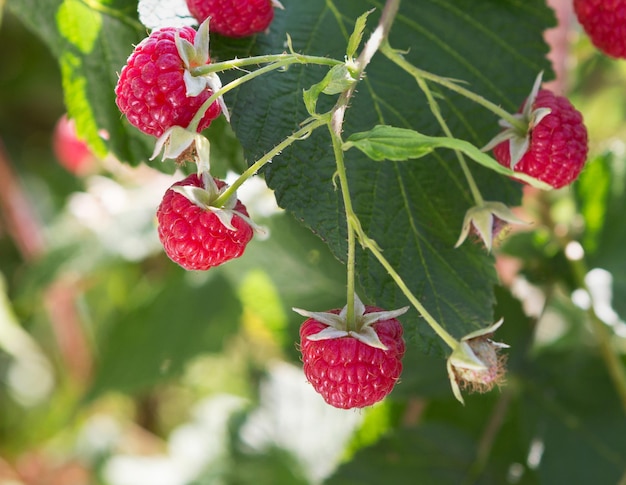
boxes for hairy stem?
[380,42,527,133]
[329,126,357,329]
[212,116,329,208]
[410,65,484,206]
[191,52,342,76]
[326,0,401,324]
[358,231,458,350]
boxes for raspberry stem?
[380,42,528,134]
[409,63,485,206]
[212,116,329,208]
[190,53,342,77]
[324,0,459,348]
[187,54,344,133]
[328,125,358,331]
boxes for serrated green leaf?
[346,9,372,60]
[211,0,554,355]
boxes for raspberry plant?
[1,0,626,483]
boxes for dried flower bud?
[447,319,509,404]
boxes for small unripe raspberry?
[447,319,508,404]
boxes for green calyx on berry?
[175,18,229,120]
[151,126,211,167]
[455,202,527,252]
[173,173,266,237]
[482,72,551,169]
[447,319,509,405]
[293,294,409,350]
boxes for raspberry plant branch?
[324,0,460,348]
[379,42,528,134]
[211,115,329,208]
[409,64,484,206]
[323,0,401,327]
[190,51,342,77]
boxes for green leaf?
[7,0,154,165]
[212,0,554,354]
[87,268,242,398]
[345,125,551,189]
[346,8,372,60]
[326,424,487,485]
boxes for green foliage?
[1,1,626,485]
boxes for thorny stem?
[380,42,528,134]
[191,53,341,76]
[327,0,401,327]
[326,0,458,348]
[329,126,358,330]
[359,230,459,350]
[410,65,484,206]
[212,115,329,208]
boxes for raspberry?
[574,0,626,59]
[492,89,588,189]
[115,26,221,138]
[186,0,275,37]
[156,174,253,270]
[52,114,96,175]
[299,306,406,409]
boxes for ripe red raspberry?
[115,26,221,138]
[156,174,253,270]
[492,89,588,189]
[299,307,405,409]
[574,0,626,59]
[186,0,275,37]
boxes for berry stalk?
[409,64,485,206]
[190,52,342,77]
[325,0,401,328]
[328,125,358,331]
[380,42,528,134]
[212,116,329,208]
